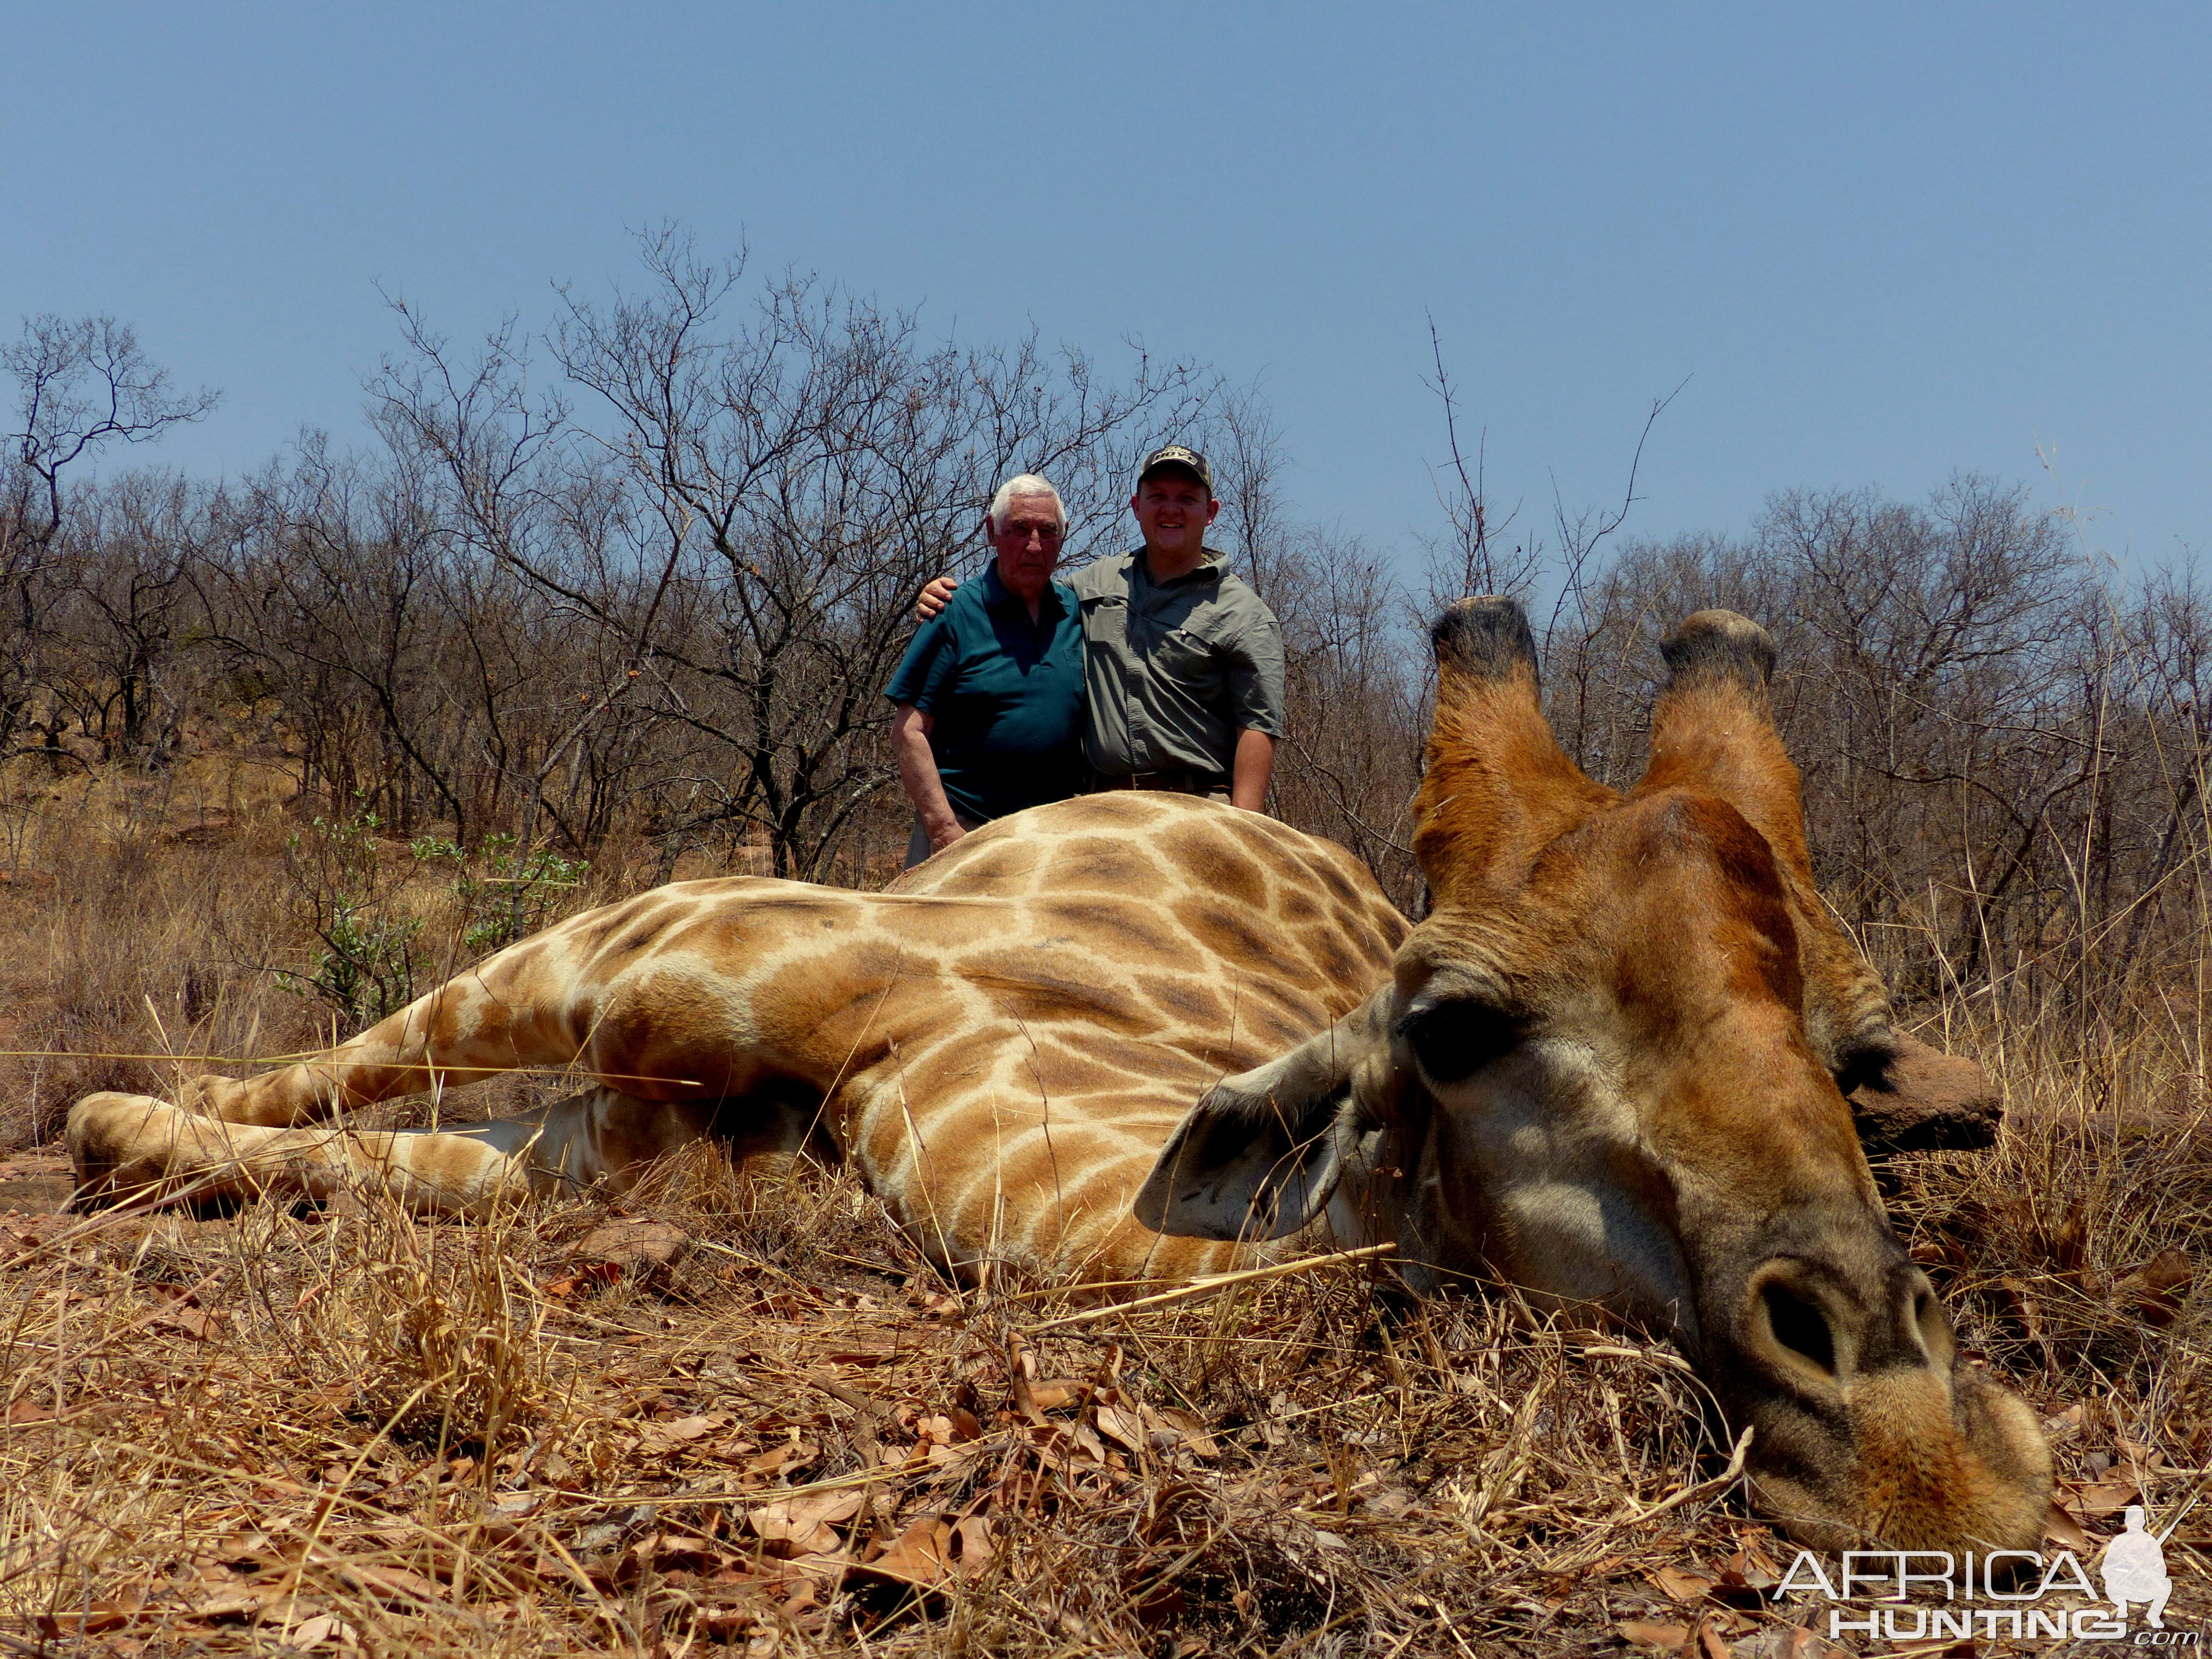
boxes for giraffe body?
[67,792,1405,1284]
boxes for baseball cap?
[1136,444,1213,492]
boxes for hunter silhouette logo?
[2103,1498,2194,1631]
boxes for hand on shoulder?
[917,575,959,622]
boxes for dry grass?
[0,1161,1774,1657]
[2,755,2209,1656]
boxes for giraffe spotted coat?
[68,794,1405,1283]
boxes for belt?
[1087,768,1229,795]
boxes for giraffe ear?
[1842,1030,2004,1154]
[1136,990,1395,1243]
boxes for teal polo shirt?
[884,566,1086,821]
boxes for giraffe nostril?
[1762,1281,1837,1375]
[1912,1283,1955,1365]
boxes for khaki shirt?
[1070,549,1286,777]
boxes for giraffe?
[62,598,2051,1553]
[66,790,1408,1285]
[1138,598,2051,1553]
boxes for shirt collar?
[1134,546,1227,589]
[982,563,1067,619]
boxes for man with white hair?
[885,475,1084,866]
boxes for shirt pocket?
[1154,623,1221,693]
[1083,594,1130,652]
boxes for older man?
[886,474,1085,867]
[919,445,1286,810]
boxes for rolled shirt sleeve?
[1220,608,1286,739]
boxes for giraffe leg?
[170,943,600,1129]
[69,1083,824,1217]
[422,1088,738,1199]
[66,1091,539,1218]
[389,1085,827,1201]
[66,1086,703,1217]
[61,928,679,1211]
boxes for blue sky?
[4,4,2206,571]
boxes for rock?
[1847,1031,2001,1155]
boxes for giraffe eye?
[1396,999,1524,1085]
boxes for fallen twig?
[1025,1242,1396,1333]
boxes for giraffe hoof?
[64,1092,168,1207]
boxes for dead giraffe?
[65,599,2051,1552]
[1139,599,2051,1553]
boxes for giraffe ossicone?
[65,599,2051,1556]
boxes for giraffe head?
[1138,598,2051,1554]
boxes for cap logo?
[1138,444,1213,491]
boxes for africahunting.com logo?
[1777,1500,2197,1645]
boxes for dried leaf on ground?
[853,1512,994,1592]
[2115,1247,2193,1326]
[749,1489,865,1555]
[1650,1565,1718,1603]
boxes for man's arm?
[1230,728,1275,811]
[1218,593,1285,813]
[891,704,966,851]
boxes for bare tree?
[1,316,216,758]
[1205,377,1296,601]
[1418,317,1540,606]
[539,228,1213,878]
[49,472,217,765]
[1262,525,1426,909]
